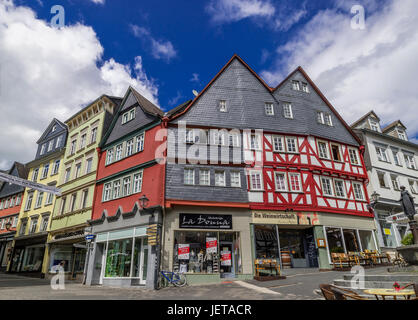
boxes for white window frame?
[214,171,226,187]
[219,100,227,112]
[125,139,134,157]
[352,182,364,200]
[292,80,300,91]
[112,180,121,199]
[376,146,389,162]
[286,137,298,153]
[199,169,210,186]
[103,183,112,202]
[317,111,325,124]
[404,154,417,170]
[55,135,62,148]
[334,179,346,198]
[90,127,98,144]
[249,171,263,191]
[41,164,49,179]
[85,157,93,174]
[132,171,143,194]
[397,129,407,140]
[106,148,114,165]
[47,140,53,152]
[324,114,333,126]
[115,144,123,161]
[184,168,195,185]
[25,194,33,211]
[274,172,287,191]
[230,171,241,188]
[250,134,261,150]
[321,177,334,196]
[35,191,44,208]
[123,176,132,196]
[272,135,284,152]
[368,118,381,132]
[302,82,309,93]
[45,192,54,206]
[283,103,293,119]
[348,148,360,165]
[330,144,342,162]
[390,175,400,191]
[265,102,274,116]
[318,141,330,159]
[288,173,302,192]
[52,160,60,175]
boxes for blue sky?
[1,0,417,167]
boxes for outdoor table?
[363,288,415,300]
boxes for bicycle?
[158,270,187,288]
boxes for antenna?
[192,90,199,97]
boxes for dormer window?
[265,102,274,116]
[219,100,227,112]
[302,82,309,93]
[292,80,300,91]
[368,118,380,132]
[397,129,407,141]
[40,144,46,155]
[52,125,57,132]
[324,114,333,126]
[122,107,135,124]
[317,111,332,126]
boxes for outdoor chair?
[392,252,407,267]
[319,284,370,300]
[331,253,353,270]
[319,284,337,300]
[348,252,360,265]
[402,283,418,297]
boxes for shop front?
[0,233,15,272]
[162,207,253,285]
[9,232,48,276]
[46,228,87,281]
[85,206,162,289]
[251,210,378,271]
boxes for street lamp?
[5,221,12,231]
[367,191,380,213]
[139,195,149,209]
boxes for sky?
[0,0,417,169]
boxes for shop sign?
[179,214,232,229]
[221,250,232,266]
[178,244,190,260]
[252,211,319,226]
[206,237,217,254]
[54,230,85,240]
[383,228,392,235]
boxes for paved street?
[0,267,391,300]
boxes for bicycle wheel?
[173,273,187,287]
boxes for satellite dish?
[192,90,199,97]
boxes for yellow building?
[46,95,121,281]
[8,119,67,277]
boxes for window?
[348,148,359,165]
[4,198,9,209]
[125,139,134,157]
[74,163,81,179]
[391,175,400,191]
[409,180,417,194]
[103,183,112,201]
[136,133,145,152]
[35,192,44,208]
[229,132,240,147]
[64,167,71,183]
[0,219,4,230]
[274,172,287,191]
[353,182,364,200]
[302,82,309,93]
[29,218,38,233]
[199,169,210,186]
[85,157,93,174]
[45,192,54,205]
[52,125,57,132]
[52,160,60,175]
[55,135,62,148]
[292,80,300,91]
[273,136,284,152]
[211,130,226,146]
[250,171,263,190]
[318,141,329,159]
[47,140,53,152]
[25,194,33,211]
[215,171,226,187]
[231,171,241,187]
[392,149,401,166]
[90,127,98,144]
[184,168,195,185]
[265,103,274,116]
[317,111,325,124]
[132,172,143,193]
[376,146,389,162]
[10,197,14,207]
[19,221,27,235]
[377,171,388,188]
[334,179,346,197]
[80,133,87,149]
[129,108,136,121]
[369,119,380,132]
[122,108,136,124]
[69,193,77,212]
[0,200,3,210]
[404,154,417,169]
[32,168,39,182]
[122,112,129,124]
[106,149,114,165]
[115,144,123,161]
[186,129,198,144]
[80,189,88,209]
[41,164,49,179]
[12,216,18,227]
[331,144,342,161]
[219,100,227,112]
[286,137,298,153]
[16,194,21,205]
[250,134,260,150]
[321,177,334,196]
[324,114,333,126]
[123,177,131,196]
[40,144,46,155]
[40,216,49,232]
[70,140,77,155]
[283,103,293,119]
[60,197,66,215]
[112,180,121,199]
[288,173,302,192]
[397,129,407,140]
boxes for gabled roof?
[36,118,67,144]
[350,111,380,129]
[382,120,407,133]
[166,99,193,118]
[0,162,29,197]
[169,54,274,121]
[130,86,163,117]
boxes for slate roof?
[0,162,29,198]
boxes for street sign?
[146,224,159,245]
[85,234,96,241]
[0,171,61,196]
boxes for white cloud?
[0,0,158,169]
[168,91,183,106]
[130,24,177,62]
[261,0,418,139]
[91,0,105,4]
[206,0,275,24]
[190,73,200,83]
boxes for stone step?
[343,274,418,282]
[334,279,414,289]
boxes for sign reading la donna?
[179,214,232,229]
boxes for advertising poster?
[206,237,217,254]
[178,244,190,260]
[221,251,232,266]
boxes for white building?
[352,111,418,250]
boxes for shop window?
[21,246,44,272]
[358,230,376,251]
[342,229,361,252]
[173,231,241,275]
[279,230,306,264]
[105,238,133,277]
[326,227,345,254]
[50,248,73,272]
[254,225,279,260]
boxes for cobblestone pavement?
[0,267,389,300]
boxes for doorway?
[219,241,234,278]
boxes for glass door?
[219,241,235,278]
[133,237,147,285]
